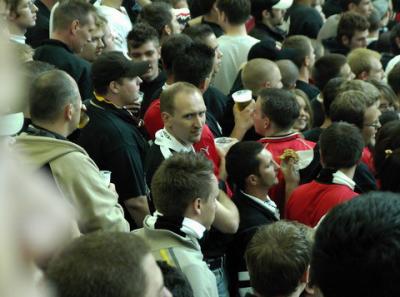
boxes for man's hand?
[230,100,255,140]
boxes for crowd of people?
[2,0,400,296]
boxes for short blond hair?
[347,48,381,78]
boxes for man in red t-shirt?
[252,88,315,212]
[286,122,364,227]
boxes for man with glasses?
[329,84,381,192]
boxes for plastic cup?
[214,137,238,153]
[100,170,111,185]
[78,108,90,129]
[232,89,252,111]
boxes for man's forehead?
[131,41,159,52]
[258,148,272,161]
[173,91,206,111]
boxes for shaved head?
[242,58,282,94]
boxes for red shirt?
[286,181,358,227]
[361,146,375,174]
[144,99,220,177]
[258,133,316,212]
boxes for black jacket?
[34,39,93,100]
[227,191,278,296]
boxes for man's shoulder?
[15,134,94,169]
[35,40,90,72]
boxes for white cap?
[0,112,24,136]
[273,0,293,10]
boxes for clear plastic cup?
[232,89,252,111]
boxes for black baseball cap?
[248,38,298,61]
[92,51,150,91]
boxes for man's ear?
[263,115,270,131]
[108,81,119,94]
[64,103,74,121]
[358,70,369,80]
[164,24,172,36]
[157,46,162,59]
[262,9,271,20]
[215,6,226,25]
[192,197,202,215]
[305,55,311,68]
[341,35,349,47]
[246,174,259,187]
[70,19,80,35]
[7,11,17,21]
[161,111,172,126]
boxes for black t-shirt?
[140,71,167,117]
[203,86,228,124]
[77,99,149,227]
[322,37,350,56]
[296,80,320,101]
[34,39,93,100]
[145,143,164,192]
[144,143,165,213]
[249,23,286,43]
[303,126,323,142]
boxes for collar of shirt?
[240,190,280,219]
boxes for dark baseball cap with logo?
[92,51,150,92]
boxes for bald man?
[242,58,283,94]
[221,59,283,141]
[276,59,299,90]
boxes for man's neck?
[320,117,331,129]
[32,121,69,138]
[337,166,356,180]
[100,93,126,108]
[101,0,122,9]
[50,32,74,50]
[223,24,248,36]
[7,22,26,36]
[243,186,269,202]
[164,128,193,149]
[264,127,294,137]
[298,66,310,83]
[261,19,276,32]
[144,69,159,83]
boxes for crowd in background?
[2,0,400,296]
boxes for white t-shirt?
[212,34,259,95]
[95,3,132,55]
